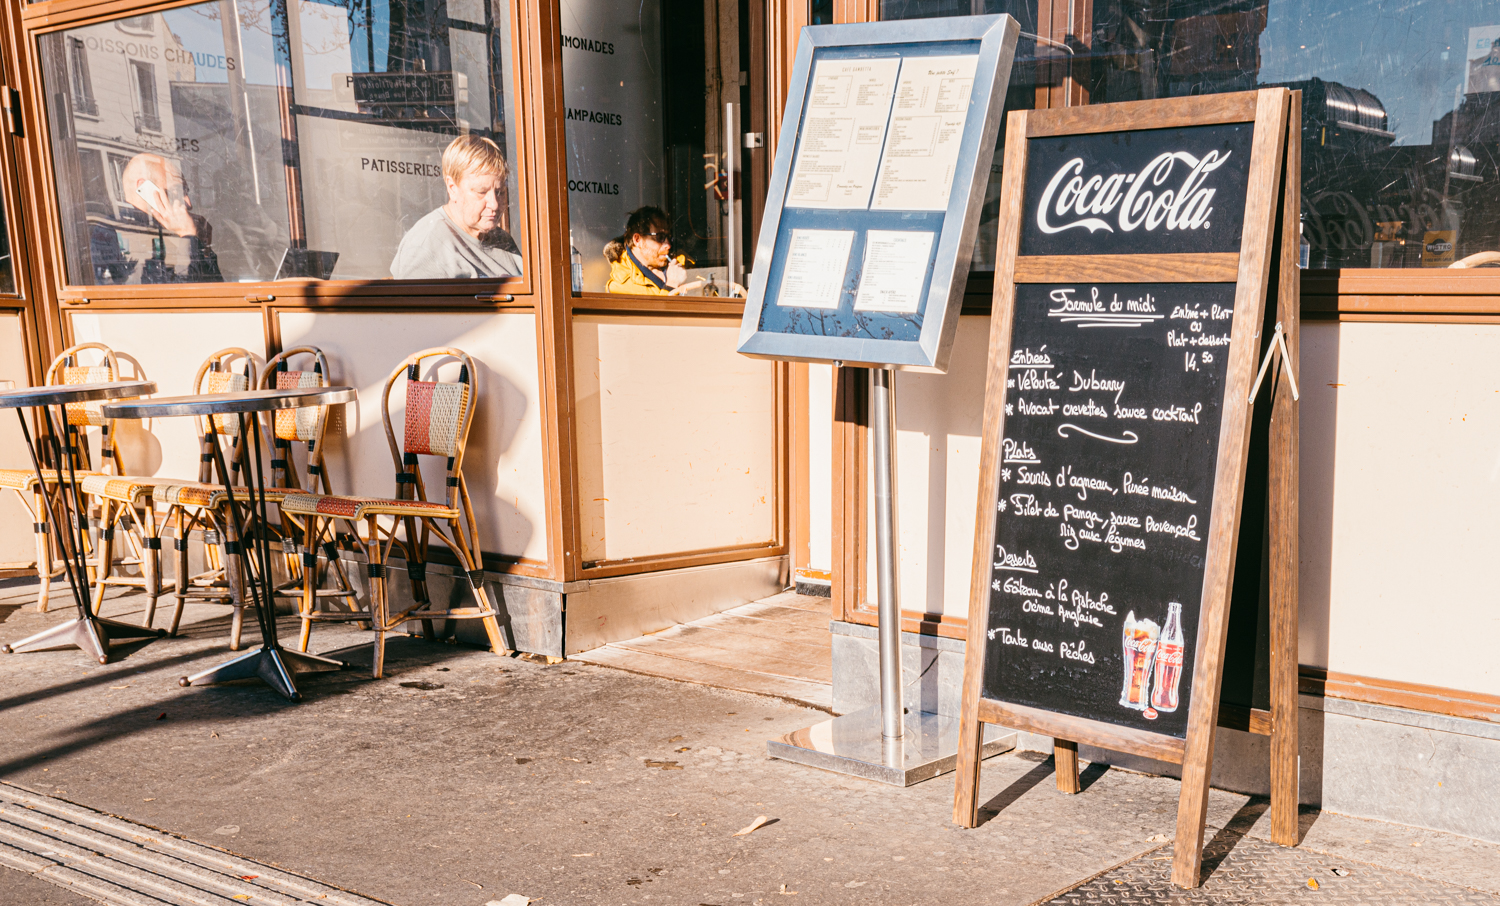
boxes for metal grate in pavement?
[0,782,394,906]
[1039,837,1500,906]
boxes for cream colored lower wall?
[69,311,267,484]
[0,311,33,564]
[277,311,548,564]
[822,317,1497,698]
[860,316,989,620]
[808,363,833,571]
[1299,321,1499,696]
[573,315,777,564]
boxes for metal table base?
[768,705,1016,787]
[104,387,357,701]
[0,380,160,666]
[181,646,343,700]
[3,614,162,664]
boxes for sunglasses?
[641,230,672,244]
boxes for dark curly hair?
[619,206,671,247]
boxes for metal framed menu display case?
[736,15,1020,372]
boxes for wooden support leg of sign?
[1267,89,1302,849]
[1170,89,1294,889]
[1054,740,1080,794]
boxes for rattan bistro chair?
[257,347,358,624]
[0,343,129,612]
[86,348,258,641]
[280,347,508,677]
[142,349,262,643]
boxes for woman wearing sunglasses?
[604,206,690,294]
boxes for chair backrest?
[191,348,258,484]
[44,342,124,475]
[381,348,477,511]
[259,346,333,493]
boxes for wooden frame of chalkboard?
[950,89,1301,889]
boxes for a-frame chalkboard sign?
[951,89,1301,888]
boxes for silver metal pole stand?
[871,367,904,743]
[767,367,1015,785]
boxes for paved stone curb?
[0,782,395,906]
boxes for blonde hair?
[442,134,507,183]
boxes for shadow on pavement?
[975,755,1057,826]
[1200,796,1268,882]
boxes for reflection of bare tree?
[776,306,923,340]
[175,0,273,41]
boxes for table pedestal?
[0,382,163,665]
[181,646,342,700]
[102,387,358,702]
[3,614,162,664]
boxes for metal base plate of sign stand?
[769,706,1016,786]
[770,368,1014,786]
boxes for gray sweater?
[390,207,523,279]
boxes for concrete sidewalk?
[1,578,1497,906]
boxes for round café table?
[0,380,162,663]
[104,387,357,701]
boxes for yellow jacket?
[604,241,689,294]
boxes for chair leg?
[90,499,116,618]
[139,504,161,629]
[32,487,51,614]
[469,575,510,657]
[298,516,318,653]
[368,516,387,679]
[222,509,246,651]
[169,507,188,637]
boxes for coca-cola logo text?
[1036,151,1232,236]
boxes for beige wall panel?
[69,311,266,483]
[278,311,546,563]
[861,316,990,620]
[0,312,34,564]
[809,362,833,571]
[574,315,776,563]
[1300,322,1499,696]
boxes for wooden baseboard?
[1299,667,1500,723]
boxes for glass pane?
[560,0,721,294]
[1086,0,1500,269]
[39,0,522,286]
[880,0,1041,271]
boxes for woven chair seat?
[0,468,103,490]
[79,474,159,506]
[154,482,290,509]
[280,493,459,521]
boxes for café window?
[561,0,754,294]
[1085,0,1500,269]
[879,0,1041,271]
[40,0,523,287]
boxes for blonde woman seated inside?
[391,134,522,280]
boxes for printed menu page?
[787,58,902,210]
[871,55,979,211]
[853,230,935,313]
[777,229,856,308]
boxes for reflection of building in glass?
[52,16,203,283]
[1086,0,1500,269]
